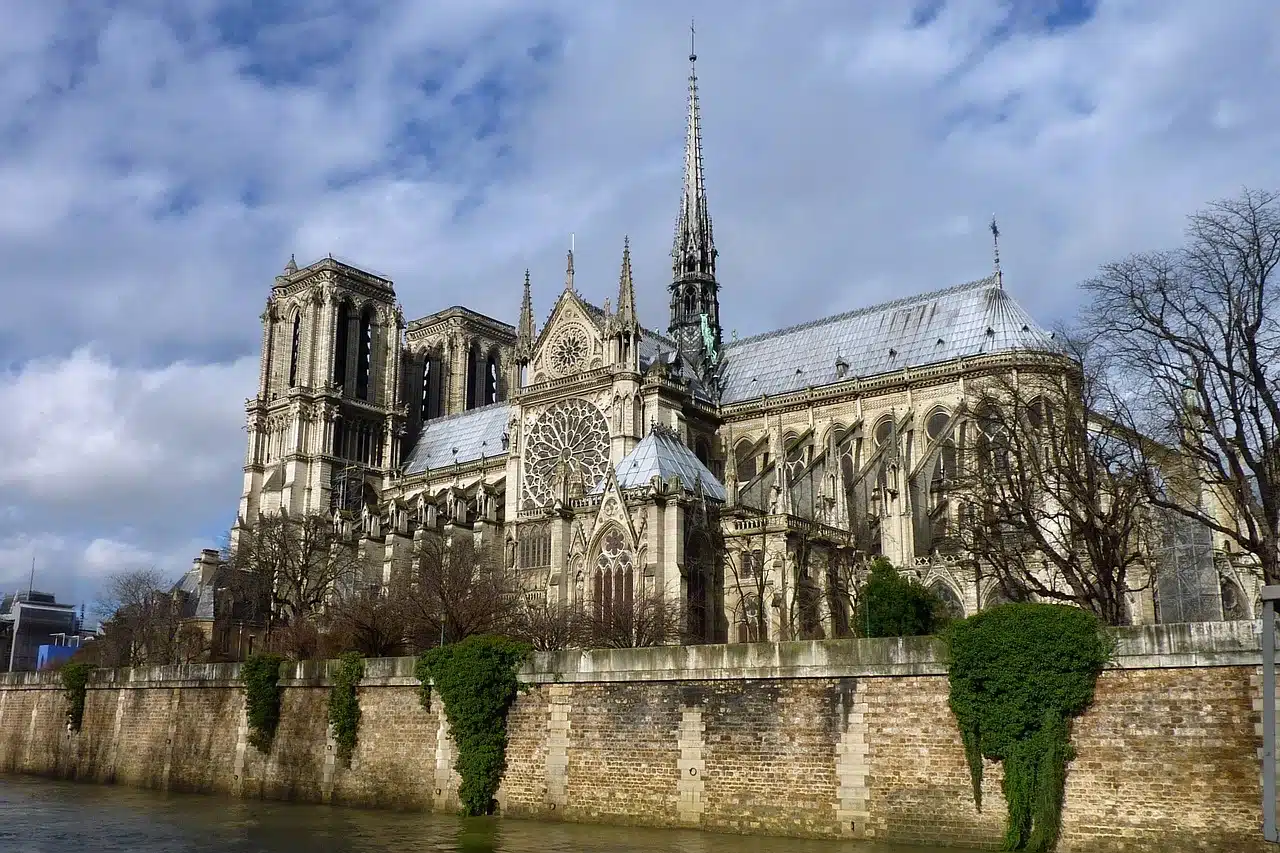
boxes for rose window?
[521,399,610,508]
[549,325,589,377]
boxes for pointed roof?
[616,236,638,329]
[600,423,725,501]
[672,39,716,282]
[516,269,535,357]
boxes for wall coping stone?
[0,619,1266,690]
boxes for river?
[0,775,961,853]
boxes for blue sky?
[0,0,1277,610]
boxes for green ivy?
[415,635,532,817]
[241,653,285,753]
[946,603,1112,852]
[60,662,95,733]
[328,652,365,767]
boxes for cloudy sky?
[1,0,1277,611]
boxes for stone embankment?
[0,621,1268,852]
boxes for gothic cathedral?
[231,47,1076,643]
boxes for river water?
[0,775,960,853]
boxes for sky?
[1,0,1278,611]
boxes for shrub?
[946,603,1112,852]
[415,635,532,816]
[241,653,285,753]
[328,652,365,767]
[60,662,95,732]
[854,558,940,637]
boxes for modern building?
[0,591,83,673]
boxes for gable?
[530,290,607,382]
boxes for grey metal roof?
[403,403,510,475]
[718,276,1059,403]
[601,426,726,501]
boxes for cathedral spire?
[668,21,723,387]
[617,236,638,330]
[516,269,535,361]
[672,21,715,282]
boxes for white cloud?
[0,0,1278,605]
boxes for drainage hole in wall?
[689,767,697,777]
[435,788,441,795]
[327,745,332,752]
[549,804,556,811]
[850,822,856,831]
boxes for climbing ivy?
[415,635,532,816]
[241,653,285,753]
[60,662,95,733]
[946,603,1112,852]
[328,652,364,767]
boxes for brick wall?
[0,622,1268,852]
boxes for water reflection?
[0,775,954,853]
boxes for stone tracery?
[521,399,610,508]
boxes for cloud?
[0,0,1278,605]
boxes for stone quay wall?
[0,621,1270,852]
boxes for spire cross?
[690,18,696,62]
[990,214,1002,288]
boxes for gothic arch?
[332,298,354,389]
[484,345,501,405]
[420,343,446,422]
[930,580,965,620]
[734,437,758,482]
[685,532,714,642]
[355,304,376,401]
[590,524,636,624]
[1220,575,1250,620]
[287,309,302,388]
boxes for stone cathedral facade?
[226,50,1253,643]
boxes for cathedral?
[226,47,1232,644]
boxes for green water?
[0,774,961,853]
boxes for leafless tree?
[1084,188,1280,585]
[396,532,522,650]
[584,583,686,649]
[723,527,772,642]
[93,568,180,666]
[949,349,1155,626]
[229,511,364,638]
[510,597,590,651]
[324,587,409,658]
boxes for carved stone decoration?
[547,323,591,378]
[521,399,610,508]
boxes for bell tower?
[238,255,405,535]
[668,27,722,386]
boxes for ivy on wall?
[946,603,1112,853]
[328,652,365,767]
[241,653,285,753]
[415,635,532,816]
[60,662,95,733]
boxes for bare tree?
[93,568,180,666]
[397,532,522,650]
[584,583,686,649]
[324,587,409,658]
[950,350,1155,626]
[723,528,773,642]
[230,511,364,638]
[1084,188,1280,585]
[510,597,589,651]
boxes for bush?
[60,662,95,732]
[241,653,285,753]
[415,635,531,816]
[854,558,940,637]
[946,603,1112,852]
[328,652,364,767]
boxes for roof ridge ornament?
[990,215,1002,289]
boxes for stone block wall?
[0,621,1270,852]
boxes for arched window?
[926,409,949,441]
[593,527,635,626]
[694,437,711,466]
[932,582,965,621]
[874,416,894,446]
[734,439,757,482]
[684,286,696,316]
[465,342,482,410]
[737,594,765,643]
[332,301,351,388]
[356,307,374,400]
[287,313,301,387]
[484,350,500,405]
[686,535,711,642]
